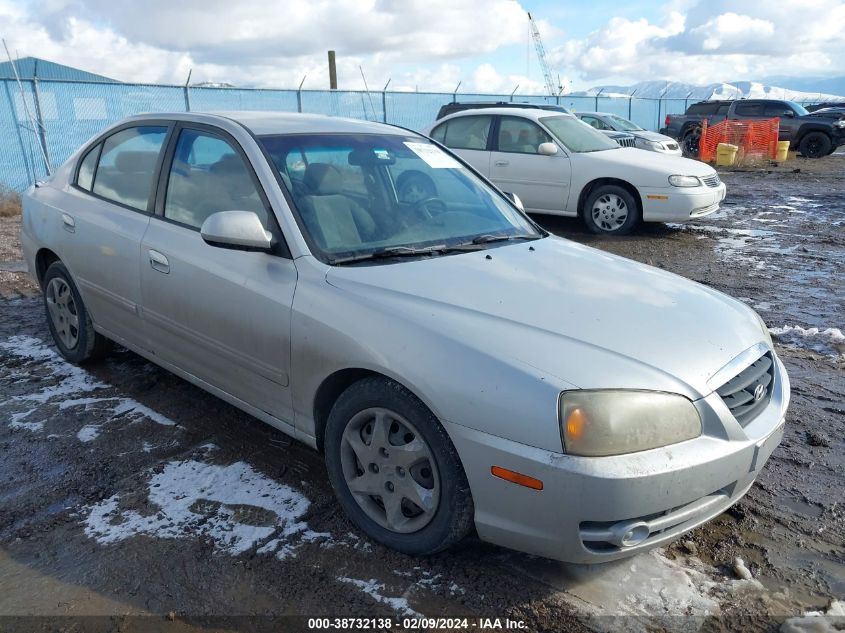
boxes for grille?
[716,352,774,426]
[616,136,636,147]
[702,173,721,187]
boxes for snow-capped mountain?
[571,80,845,103]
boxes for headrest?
[115,151,159,174]
[303,163,343,195]
[209,153,243,174]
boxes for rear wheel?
[799,132,832,158]
[42,261,109,363]
[582,185,640,235]
[324,376,474,555]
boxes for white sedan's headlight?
[635,137,662,150]
[559,390,702,456]
[668,175,701,187]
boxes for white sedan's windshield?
[259,134,542,263]
[540,116,620,153]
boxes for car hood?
[581,147,713,176]
[325,237,766,399]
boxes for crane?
[527,11,561,96]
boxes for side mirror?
[538,142,559,156]
[200,211,273,251]
[783,111,795,118]
[503,191,525,211]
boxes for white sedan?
[421,108,726,234]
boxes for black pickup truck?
[661,99,845,158]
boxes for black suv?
[662,99,845,158]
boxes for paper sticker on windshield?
[403,142,462,168]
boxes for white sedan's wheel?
[591,193,629,232]
[582,184,640,235]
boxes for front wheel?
[799,132,832,158]
[42,261,110,363]
[582,185,640,235]
[324,377,474,555]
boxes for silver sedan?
[21,112,789,563]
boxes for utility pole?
[328,50,337,90]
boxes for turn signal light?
[491,466,543,490]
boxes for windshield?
[605,114,643,131]
[539,116,620,153]
[259,134,542,263]
[786,101,809,116]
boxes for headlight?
[635,138,661,150]
[752,310,773,348]
[669,175,701,187]
[559,390,702,457]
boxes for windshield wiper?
[470,234,543,245]
[332,245,447,265]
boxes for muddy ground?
[0,155,843,633]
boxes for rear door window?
[92,126,168,211]
[76,143,101,191]
[436,116,492,151]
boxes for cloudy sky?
[1,0,843,92]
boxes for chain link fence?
[0,77,816,192]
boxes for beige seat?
[300,163,376,250]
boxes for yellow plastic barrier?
[715,143,739,166]
[777,141,790,161]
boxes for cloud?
[548,0,845,84]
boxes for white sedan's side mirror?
[200,210,273,251]
[538,142,559,156]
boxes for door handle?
[494,160,509,166]
[148,250,170,274]
[61,213,75,233]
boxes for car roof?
[119,111,409,136]
[575,112,618,117]
[441,107,573,121]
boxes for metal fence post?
[297,89,302,113]
[31,78,51,175]
[628,97,632,120]
[183,86,191,112]
[382,91,387,123]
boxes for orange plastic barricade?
[699,118,779,163]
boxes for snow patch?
[781,600,845,633]
[338,577,422,617]
[769,325,845,357]
[0,335,178,438]
[82,456,313,556]
[8,408,42,431]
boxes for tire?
[324,376,474,556]
[582,184,640,235]
[681,126,701,157]
[799,132,832,159]
[396,171,437,204]
[42,261,110,364]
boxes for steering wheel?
[413,197,447,220]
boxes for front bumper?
[640,182,727,222]
[444,352,789,564]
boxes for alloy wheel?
[340,407,440,533]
